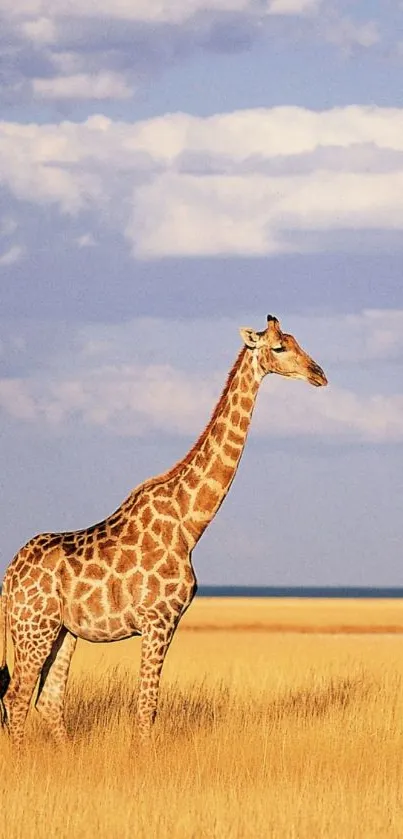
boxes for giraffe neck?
[175,346,261,549]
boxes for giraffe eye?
[272,346,287,353]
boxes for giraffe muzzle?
[308,363,328,387]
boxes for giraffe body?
[0,316,327,745]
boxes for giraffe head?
[240,315,327,387]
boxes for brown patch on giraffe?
[95,618,108,631]
[165,582,179,597]
[158,555,180,577]
[232,392,239,406]
[62,536,78,556]
[74,581,93,599]
[161,520,175,547]
[184,469,199,490]
[14,590,25,604]
[85,588,104,618]
[151,519,163,537]
[123,609,139,630]
[44,597,59,616]
[196,438,213,466]
[11,557,25,574]
[20,607,31,622]
[154,600,171,620]
[212,421,226,445]
[240,396,253,412]
[156,483,175,500]
[66,557,83,576]
[125,520,140,542]
[109,616,124,634]
[184,564,195,584]
[108,578,126,612]
[115,548,138,574]
[207,458,233,489]
[98,538,117,550]
[95,522,108,537]
[141,532,159,553]
[194,484,219,513]
[153,498,172,517]
[170,598,183,612]
[176,483,190,516]
[71,602,86,625]
[41,573,54,594]
[86,563,107,580]
[240,376,248,392]
[178,582,190,600]
[109,522,123,537]
[223,442,240,461]
[127,570,144,598]
[42,549,60,569]
[227,428,244,445]
[31,595,44,611]
[141,506,153,529]
[98,546,115,565]
[144,574,160,607]
[182,519,200,540]
[173,529,188,556]
[27,566,42,583]
[240,416,249,432]
[58,560,71,587]
[84,546,95,561]
[141,551,161,572]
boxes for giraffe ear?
[240,327,259,348]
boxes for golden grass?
[180,596,403,633]
[1,598,403,838]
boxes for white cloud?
[20,15,57,43]
[127,169,403,257]
[323,16,379,51]
[2,0,322,24]
[256,380,403,443]
[2,105,403,253]
[0,244,24,265]
[32,72,133,101]
[75,232,97,247]
[0,0,383,114]
[1,310,403,444]
[0,379,36,419]
[0,216,18,237]
[1,359,403,444]
[267,0,320,14]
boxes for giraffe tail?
[0,585,10,726]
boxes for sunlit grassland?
[1,598,403,838]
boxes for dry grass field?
[1,597,403,839]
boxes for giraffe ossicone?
[0,315,327,745]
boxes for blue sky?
[0,0,402,585]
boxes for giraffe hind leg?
[4,620,62,748]
[35,628,77,744]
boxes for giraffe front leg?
[35,629,77,744]
[136,619,178,740]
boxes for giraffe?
[0,315,327,746]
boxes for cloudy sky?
[0,0,402,586]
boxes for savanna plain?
[2,597,403,839]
